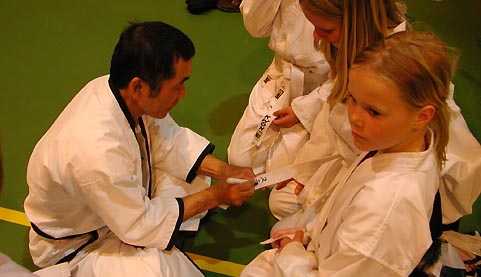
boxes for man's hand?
[212,178,255,206]
[272,106,300,128]
[183,155,255,221]
[198,154,254,180]
[222,164,255,180]
[182,178,255,221]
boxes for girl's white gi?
[270,22,481,225]
[24,76,211,276]
[242,132,439,276]
[228,0,330,174]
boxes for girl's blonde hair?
[352,31,456,169]
[299,0,403,105]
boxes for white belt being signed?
[228,154,341,190]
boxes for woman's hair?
[352,31,457,169]
[299,0,404,105]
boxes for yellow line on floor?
[187,252,244,277]
[0,207,30,226]
[0,206,245,277]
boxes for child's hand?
[275,178,304,195]
[275,178,293,190]
[272,106,300,128]
[268,228,305,249]
[278,230,305,250]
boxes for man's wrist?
[210,184,225,206]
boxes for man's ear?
[127,77,144,99]
[414,105,435,129]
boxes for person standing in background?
[228,0,330,176]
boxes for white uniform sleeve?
[291,81,332,133]
[27,136,184,256]
[79,168,183,250]
[68,115,195,250]
[440,83,481,223]
[313,241,402,277]
[147,114,213,183]
[0,252,37,276]
[292,103,336,185]
[240,0,282,38]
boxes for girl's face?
[347,67,423,154]
[303,10,342,47]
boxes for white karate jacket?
[243,134,439,276]
[24,75,212,270]
[240,0,326,67]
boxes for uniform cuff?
[165,198,185,250]
[186,143,215,183]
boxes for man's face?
[137,58,192,119]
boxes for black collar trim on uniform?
[109,78,136,133]
[108,78,152,198]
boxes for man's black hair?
[109,21,195,96]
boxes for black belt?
[31,222,98,264]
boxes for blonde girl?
[242,30,453,277]
[270,0,408,218]
[270,0,481,228]
[274,0,405,131]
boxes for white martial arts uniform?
[269,100,359,219]
[227,0,330,174]
[242,133,439,276]
[0,252,71,277]
[268,21,406,218]
[0,252,37,277]
[270,20,481,224]
[270,81,481,224]
[24,75,214,276]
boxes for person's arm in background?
[240,0,281,38]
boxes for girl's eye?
[369,109,380,117]
[347,94,355,103]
